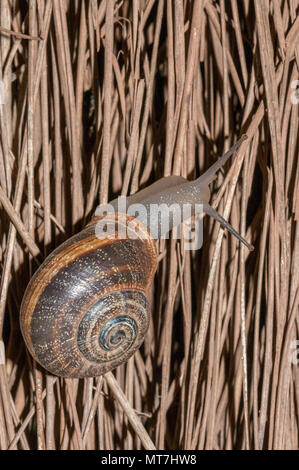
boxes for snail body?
[20,135,253,378]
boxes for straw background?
[0,0,298,450]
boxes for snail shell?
[20,213,157,378]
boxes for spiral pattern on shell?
[20,213,157,378]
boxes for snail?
[20,135,253,378]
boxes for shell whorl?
[20,213,157,378]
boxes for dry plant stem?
[0,64,11,197]
[34,366,46,450]
[41,9,51,250]
[27,0,36,245]
[105,372,156,450]
[82,377,103,445]
[76,0,87,148]
[253,170,273,448]
[240,153,250,449]
[60,1,84,224]
[0,186,40,257]
[157,238,178,449]
[220,0,229,148]
[185,138,248,447]
[52,0,83,224]
[0,0,52,336]
[81,378,93,442]
[8,392,29,450]
[50,36,63,233]
[100,0,115,204]
[0,0,12,153]
[0,25,40,40]
[0,399,7,449]
[0,365,15,449]
[254,1,288,449]
[171,0,185,165]
[7,375,58,450]
[231,0,248,87]
[200,264,219,449]
[125,358,134,449]
[46,375,55,450]
[65,379,84,450]
[259,217,275,448]
[173,0,203,174]
[131,0,164,193]
[164,0,175,176]
[121,79,145,196]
